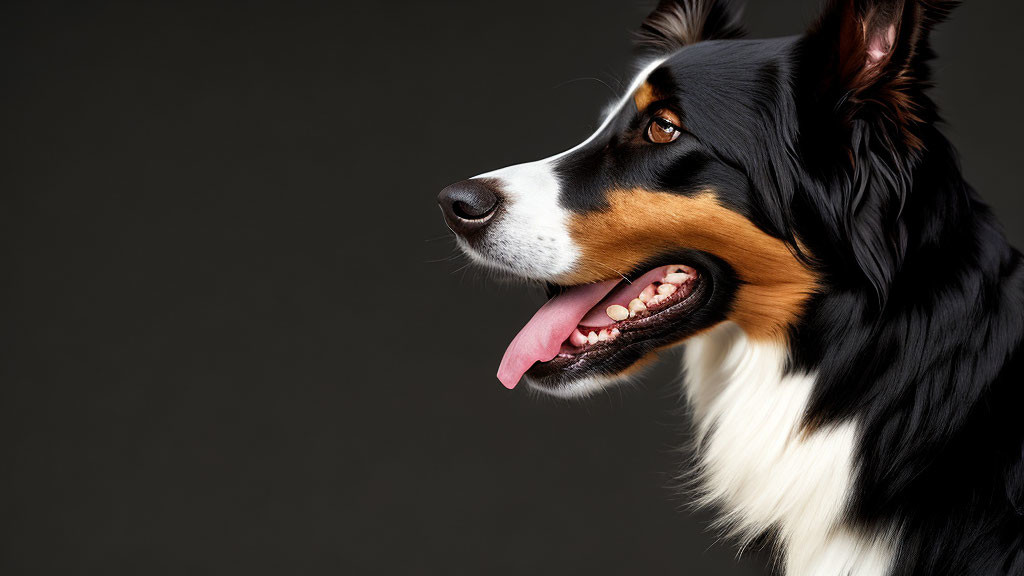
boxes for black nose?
[437,179,501,237]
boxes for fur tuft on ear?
[635,0,745,54]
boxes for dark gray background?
[1,1,1020,574]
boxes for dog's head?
[439,0,953,397]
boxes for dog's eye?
[646,109,682,144]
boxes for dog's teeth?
[569,329,588,348]
[606,304,629,321]
[663,272,691,285]
[588,331,599,345]
[638,284,657,303]
[628,298,647,314]
[666,265,695,275]
[647,295,664,308]
[598,329,610,341]
[657,283,677,296]
[610,328,621,338]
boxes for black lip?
[525,251,738,395]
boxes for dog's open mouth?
[497,264,710,390]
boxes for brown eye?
[646,109,683,144]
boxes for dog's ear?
[804,0,958,149]
[800,0,957,304]
[635,0,745,54]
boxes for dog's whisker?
[423,233,456,243]
[423,251,465,264]
[551,76,618,97]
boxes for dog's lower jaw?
[524,374,621,400]
[683,323,896,575]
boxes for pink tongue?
[495,267,673,389]
[496,279,618,389]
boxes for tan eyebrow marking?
[633,81,661,113]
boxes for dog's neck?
[685,134,1024,570]
[788,125,1024,520]
[683,323,896,574]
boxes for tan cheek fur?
[563,190,820,342]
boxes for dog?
[437,0,1024,573]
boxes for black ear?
[804,0,958,149]
[801,0,957,303]
[636,0,745,54]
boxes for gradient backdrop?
[2,1,1021,574]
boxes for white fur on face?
[524,373,617,399]
[523,362,648,399]
[460,58,667,282]
[459,159,578,280]
[684,323,896,575]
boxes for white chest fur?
[682,323,895,575]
